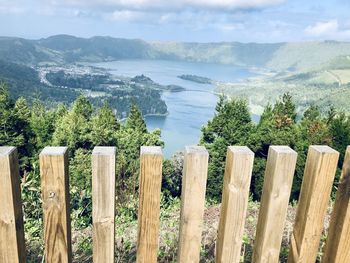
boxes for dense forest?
[1,81,350,261]
[201,94,350,201]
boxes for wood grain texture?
[0,147,26,263]
[215,146,254,263]
[136,146,163,263]
[40,147,72,263]
[287,146,339,263]
[177,146,209,263]
[92,147,116,263]
[253,146,297,263]
[322,146,350,263]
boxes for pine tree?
[201,97,253,201]
[52,95,93,151]
[29,101,56,151]
[0,83,32,171]
[91,102,120,146]
[125,103,147,133]
[248,94,300,199]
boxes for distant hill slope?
[151,41,283,67]
[0,35,350,71]
[0,37,63,65]
[0,59,78,103]
[37,35,164,62]
[151,41,350,71]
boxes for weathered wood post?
[216,146,254,263]
[323,146,350,263]
[92,147,116,263]
[288,146,339,263]
[136,146,163,263]
[177,146,209,263]
[40,147,72,263]
[0,147,26,263]
[252,146,297,263]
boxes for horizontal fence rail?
[0,145,350,263]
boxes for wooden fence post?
[92,147,116,263]
[177,146,209,263]
[0,147,26,263]
[136,146,163,263]
[216,146,254,263]
[322,146,350,263]
[40,147,72,263]
[288,146,339,263]
[252,146,297,263]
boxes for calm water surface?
[94,60,257,157]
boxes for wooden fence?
[0,144,350,263]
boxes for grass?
[25,198,333,262]
[330,70,350,84]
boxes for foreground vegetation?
[27,199,332,262]
[201,94,350,202]
[1,80,350,261]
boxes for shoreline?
[120,111,169,122]
[144,112,169,118]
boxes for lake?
[94,60,257,157]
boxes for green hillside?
[38,35,164,63]
[151,41,350,71]
[265,41,350,71]
[216,55,350,115]
[1,35,350,71]
[0,60,78,104]
[151,41,283,67]
[0,37,62,65]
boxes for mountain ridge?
[1,34,350,71]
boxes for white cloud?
[219,23,245,32]
[305,20,339,36]
[305,19,350,40]
[55,0,285,11]
[0,1,26,14]
[110,10,145,22]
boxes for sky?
[0,0,350,42]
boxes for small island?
[131,75,185,92]
[178,74,212,84]
[165,84,186,92]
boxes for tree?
[201,96,253,201]
[29,101,57,153]
[125,103,147,133]
[162,152,183,200]
[52,96,93,151]
[328,111,350,164]
[0,83,32,171]
[70,148,92,228]
[248,94,300,199]
[90,102,120,146]
[201,94,303,201]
